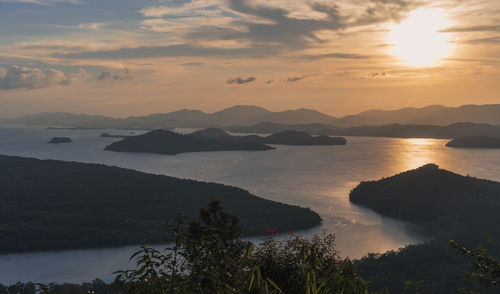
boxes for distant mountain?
[11,112,119,127]
[4,104,500,129]
[339,104,500,126]
[227,122,341,134]
[229,122,500,139]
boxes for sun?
[388,8,453,67]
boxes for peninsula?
[0,155,321,253]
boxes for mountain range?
[3,104,500,129]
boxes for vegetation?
[350,164,500,293]
[446,136,500,148]
[105,129,275,155]
[105,128,346,156]
[114,199,368,294]
[0,155,321,253]
[2,200,500,294]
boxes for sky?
[0,0,499,118]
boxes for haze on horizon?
[0,0,499,118]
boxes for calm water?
[1,125,499,284]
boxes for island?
[228,122,500,139]
[349,163,500,233]
[446,135,500,148]
[105,129,275,155]
[263,130,346,145]
[105,128,346,156]
[0,155,321,253]
[100,133,130,138]
[350,164,500,293]
[47,137,72,144]
[193,128,346,145]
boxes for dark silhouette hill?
[349,164,500,235]
[105,129,274,155]
[350,165,500,293]
[0,155,321,253]
[105,129,346,155]
[446,136,500,148]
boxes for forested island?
[0,155,321,253]
[105,129,274,155]
[105,128,346,155]
[446,136,500,148]
[350,164,500,293]
[47,137,72,144]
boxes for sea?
[0,125,499,284]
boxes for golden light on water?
[388,8,453,67]
[406,138,433,146]
[399,138,440,170]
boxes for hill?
[105,129,346,155]
[338,104,500,126]
[350,164,500,293]
[104,129,274,155]
[6,104,500,129]
[0,155,321,253]
[349,164,500,234]
[446,136,500,148]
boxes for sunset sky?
[0,0,499,118]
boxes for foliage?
[0,279,121,294]
[450,238,500,293]
[0,155,321,253]
[114,200,368,294]
[352,164,500,294]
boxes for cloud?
[181,62,204,66]
[353,0,424,26]
[463,37,500,44]
[297,52,372,60]
[51,44,261,59]
[287,75,310,82]
[0,0,84,5]
[440,24,500,33]
[97,68,133,81]
[0,66,89,90]
[0,66,6,79]
[371,72,395,78]
[78,22,104,30]
[226,76,256,85]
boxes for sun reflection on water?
[398,138,443,171]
